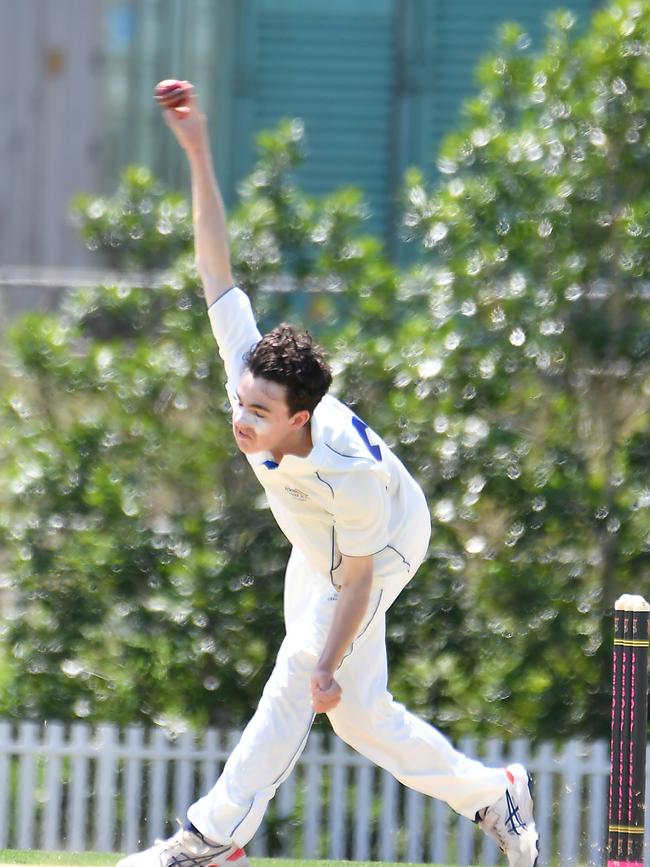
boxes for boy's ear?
[291,409,311,429]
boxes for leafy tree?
[72,166,193,270]
[359,0,650,738]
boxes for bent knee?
[328,694,406,739]
[327,708,360,745]
[328,699,387,738]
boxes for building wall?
[1,0,602,270]
[229,0,601,251]
[0,0,104,267]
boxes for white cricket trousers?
[188,523,507,846]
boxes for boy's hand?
[154,80,208,155]
[310,668,342,713]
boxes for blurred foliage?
[71,166,193,270]
[387,0,650,737]
[0,276,287,726]
[2,1,650,741]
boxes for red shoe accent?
[226,850,246,862]
[505,768,515,784]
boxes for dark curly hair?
[244,324,332,416]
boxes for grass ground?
[0,852,467,867]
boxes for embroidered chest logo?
[285,486,309,502]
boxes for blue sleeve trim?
[206,285,239,311]
[351,415,382,462]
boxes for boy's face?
[232,369,309,456]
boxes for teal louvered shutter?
[398,0,603,185]
[232,0,396,241]
[435,0,600,157]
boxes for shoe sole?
[524,767,540,867]
[525,770,539,866]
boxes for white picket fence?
[0,719,639,866]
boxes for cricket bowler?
[117,81,539,867]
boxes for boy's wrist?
[314,659,336,677]
[186,134,211,163]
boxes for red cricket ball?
[154,79,192,109]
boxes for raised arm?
[155,81,234,306]
[155,80,261,396]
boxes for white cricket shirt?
[208,287,430,583]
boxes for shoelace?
[156,829,206,863]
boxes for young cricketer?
[117,82,539,867]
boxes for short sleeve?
[207,287,262,398]
[334,470,390,557]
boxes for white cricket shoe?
[116,825,251,867]
[477,763,539,867]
